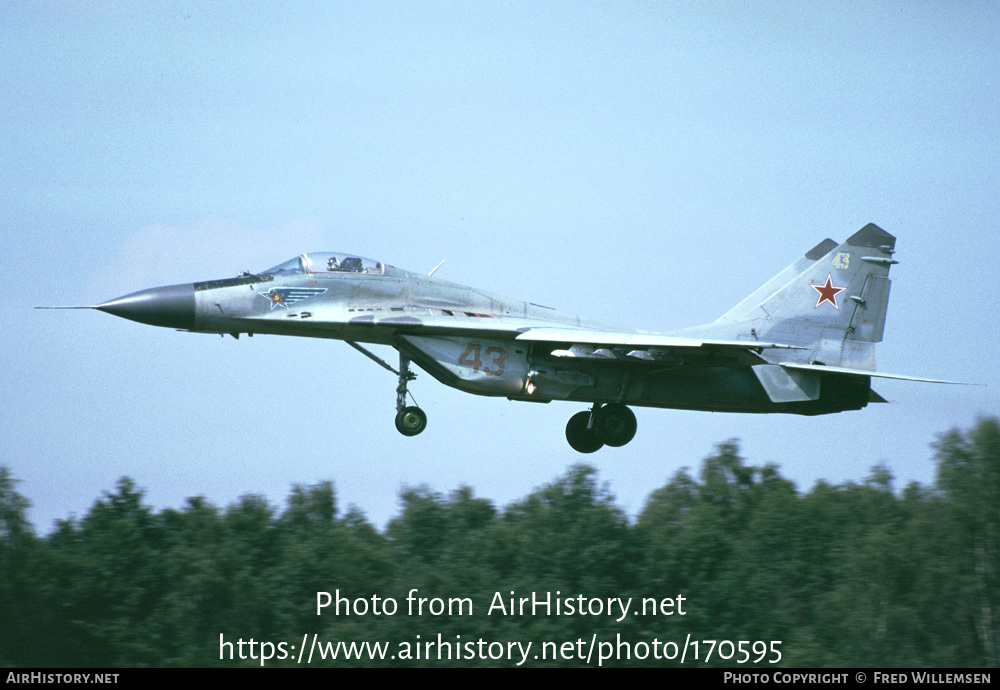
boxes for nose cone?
[98,283,196,330]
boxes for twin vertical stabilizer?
[714,223,897,371]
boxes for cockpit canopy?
[263,252,385,276]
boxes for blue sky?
[3,2,997,532]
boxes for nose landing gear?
[344,342,428,437]
[394,354,427,436]
[565,403,637,453]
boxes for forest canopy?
[2,418,997,668]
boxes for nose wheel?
[565,403,637,452]
[395,406,427,436]
[394,354,427,436]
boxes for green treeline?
[1,418,997,668]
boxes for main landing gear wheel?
[565,404,638,452]
[594,403,637,447]
[566,411,604,454]
[395,406,427,436]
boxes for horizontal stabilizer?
[780,362,969,385]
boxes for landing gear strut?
[565,403,637,453]
[394,354,427,436]
[344,342,428,437]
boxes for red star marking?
[269,291,284,305]
[811,273,847,310]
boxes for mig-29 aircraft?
[43,223,956,452]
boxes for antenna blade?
[428,259,446,276]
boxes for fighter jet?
[42,223,958,452]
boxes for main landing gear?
[394,355,427,436]
[565,403,637,453]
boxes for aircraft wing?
[515,327,805,367]
[516,327,803,350]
